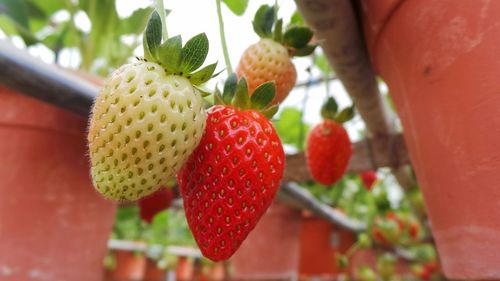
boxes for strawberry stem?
[155,0,169,39]
[216,0,233,75]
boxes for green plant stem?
[155,0,169,39]
[274,0,278,19]
[298,66,312,150]
[216,0,233,75]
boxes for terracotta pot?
[361,0,500,278]
[0,85,116,280]
[143,258,166,281]
[175,256,194,281]
[108,250,146,281]
[298,215,355,279]
[230,202,302,280]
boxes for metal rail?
[0,40,97,116]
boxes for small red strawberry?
[306,97,354,185]
[138,187,174,223]
[236,5,316,105]
[409,222,420,240]
[177,75,284,261]
[412,264,431,281]
[360,171,377,190]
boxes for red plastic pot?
[143,258,166,281]
[361,0,500,278]
[230,202,302,280]
[107,250,146,281]
[298,215,355,279]
[0,85,116,280]
[175,256,193,281]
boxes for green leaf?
[273,18,283,43]
[321,97,338,120]
[194,85,211,97]
[189,62,217,85]
[283,26,314,49]
[119,7,154,35]
[0,15,18,35]
[211,68,224,79]
[252,5,275,38]
[0,0,29,30]
[180,33,209,73]
[294,44,317,57]
[290,10,304,25]
[273,107,309,149]
[261,105,279,119]
[157,35,182,73]
[26,0,65,17]
[0,0,40,45]
[214,87,225,105]
[233,77,250,109]
[25,1,46,20]
[143,11,162,61]
[222,0,248,16]
[314,53,331,74]
[335,105,355,123]
[250,81,276,110]
[222,73,238,104]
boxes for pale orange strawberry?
[236,5,316,105]
[237,39,296,104]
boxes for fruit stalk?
[215,0,233,75]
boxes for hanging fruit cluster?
[88,4,317,261]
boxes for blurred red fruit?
[360,171,377,190]
[138,187,174,223]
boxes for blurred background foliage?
[0,0,152,75]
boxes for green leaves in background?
[144,209,196,247]
[274,107,309,150]
[0,0,153,75]
[314,53,332,74]
[112,207,196,248]
[222,0,248,16]
[111,206,145,241]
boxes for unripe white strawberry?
[88,61,206,200]
[88,11,218,201]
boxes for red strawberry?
[236,5,316,105]
[360,171,377,190]
[306,122,352,185]
[177,76,284,261]
[306,97,353,185]
[138,187,174,223]
[409,222,420,240]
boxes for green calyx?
[142,11,220,91]
[321,96,355,124]
[214,73,279,119]
[252,5,317,57]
